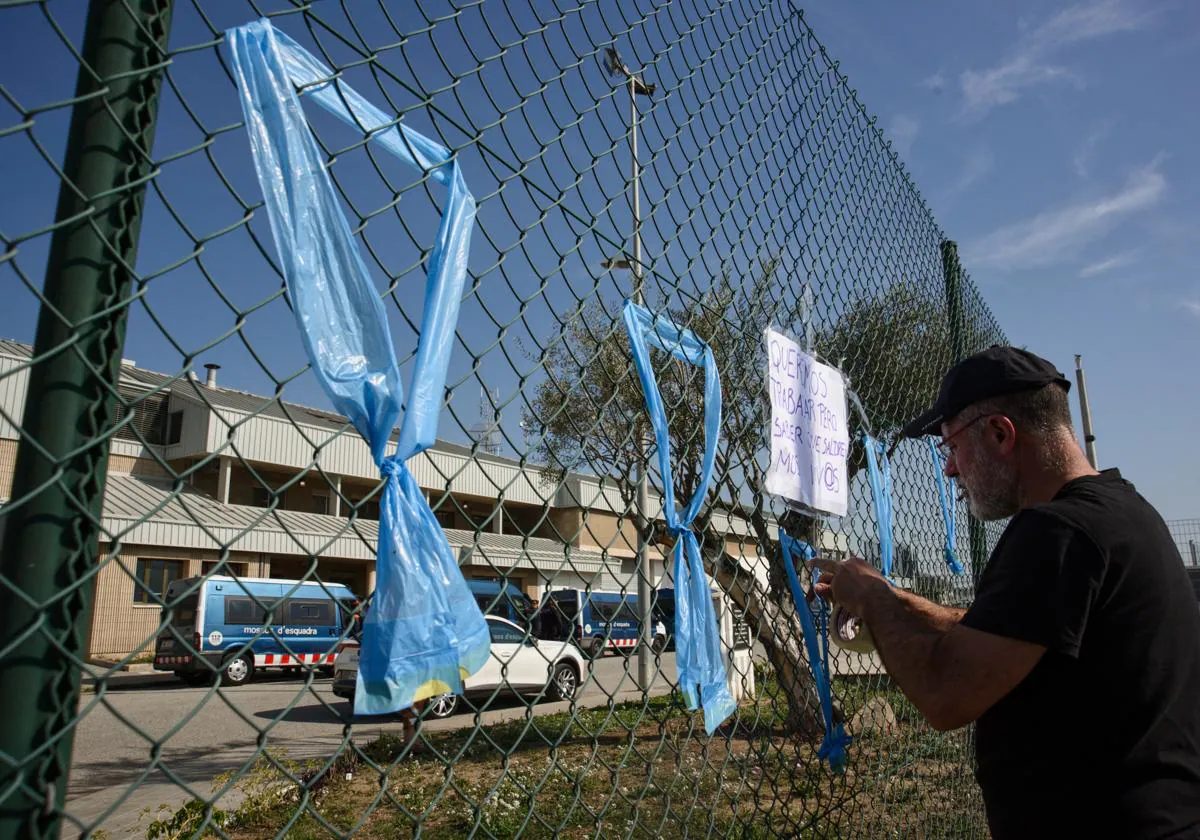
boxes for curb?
[79,672,176,694]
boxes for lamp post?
[1074,355,1099,469]
[603,47,657,692]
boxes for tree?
[524,265,984,735]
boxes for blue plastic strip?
[927,439,965,575]
[778,532,851,773]
[622,301,736,734]
[862,434,895,582]
[227,19,490,716]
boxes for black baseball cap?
[901,345,1071,439]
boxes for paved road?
[64,651,677,839]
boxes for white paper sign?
[764,328,850,516]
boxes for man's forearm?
[857,582,966,719]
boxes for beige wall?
[108,453,172,479]
[545,509,582,544]
[0,436,15,499]
[88,545,268,659]
[577,509,639,557]
[723,535,760,564]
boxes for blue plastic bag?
[927,439,965,575]
[227,19,490,715]
[622,301,736,734]
[778,532,852,773]
[861,434,895,582]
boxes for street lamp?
[603,46,654,304]
[601,46,657,693]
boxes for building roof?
[0,338,523,468]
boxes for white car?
[332,615,586,718]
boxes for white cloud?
[1184,300,1200,317]
[921,71,946,93]
[888,114,920,159]
[959,0,1151,118]
[1074,120,1115,178]
[945,147,995,201]
[965,156,1166,271]
[1078,249,1137,277]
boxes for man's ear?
[988,414,1018,455]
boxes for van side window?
[476,594,508,618]
[590,601,614,622]
[225,597,280,625]
[614,602,638,623]
[286,599,334,626]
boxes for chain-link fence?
[1,1,1012,838]
[1168,520,1200,568]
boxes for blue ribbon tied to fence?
[622,300,736,734]
[778,532,851,772]
[928,439,965,575]
[228,19,491,715]
[861,433,896,582]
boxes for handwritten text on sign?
[764,328,849,516]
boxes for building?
[0,339,806,659]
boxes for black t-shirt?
[961,469,1200,840]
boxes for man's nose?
[944,451,959,478]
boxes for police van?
[539,588,667,658]
[153,575,360,686]
[468,578,536,627]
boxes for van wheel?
[588,637,606,659]
[221,653,254,687]
[652,635,665,654]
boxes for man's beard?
[960,458,1020,521]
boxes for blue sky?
[1,0,1196,525]
[802,0,1200,519]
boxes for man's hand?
[809,555,1045,732]
[807,556,888,617]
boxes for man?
[810,346,1200,839]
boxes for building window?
[251,487,273,508]
[311,493,330,515]
[202,560,248,578]
[349,498,380,520]
[433,506,456,529]
[113,389,170,445]
[133,558,183,603]
[166,411,183,445]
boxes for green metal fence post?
[0,1,173,837]
[940,239,990,588]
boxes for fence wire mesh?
[1168,519,1200,568]
[0,1,1014,837]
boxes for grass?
[139,678,986,839]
